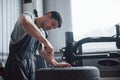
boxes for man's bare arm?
[19,15,53,54]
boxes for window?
[71,0,120,52]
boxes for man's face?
[41,18,59,30]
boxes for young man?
[4,11,71,80]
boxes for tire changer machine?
[59,24,120,78]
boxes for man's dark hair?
[49,11,62,28]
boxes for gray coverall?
[4,12,45,80]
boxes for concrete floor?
[101,77,120,80]
[0,76,120,80]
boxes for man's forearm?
[38,50,58,67]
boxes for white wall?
[0,0,21,62]
[23,0,43,16]
[43,0,72,52]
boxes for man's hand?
[43,40,54,55]
[54,61,72,68]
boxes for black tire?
[36,66,100,80]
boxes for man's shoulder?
[23,11,35,19]
[23,11,33,15]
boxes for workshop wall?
[0,0,21,62]
[43,0,73,52]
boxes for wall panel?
[43,0,72,52]
[0,0,2,53]
[0,0,21,62]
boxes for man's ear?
[46,12,52,18]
